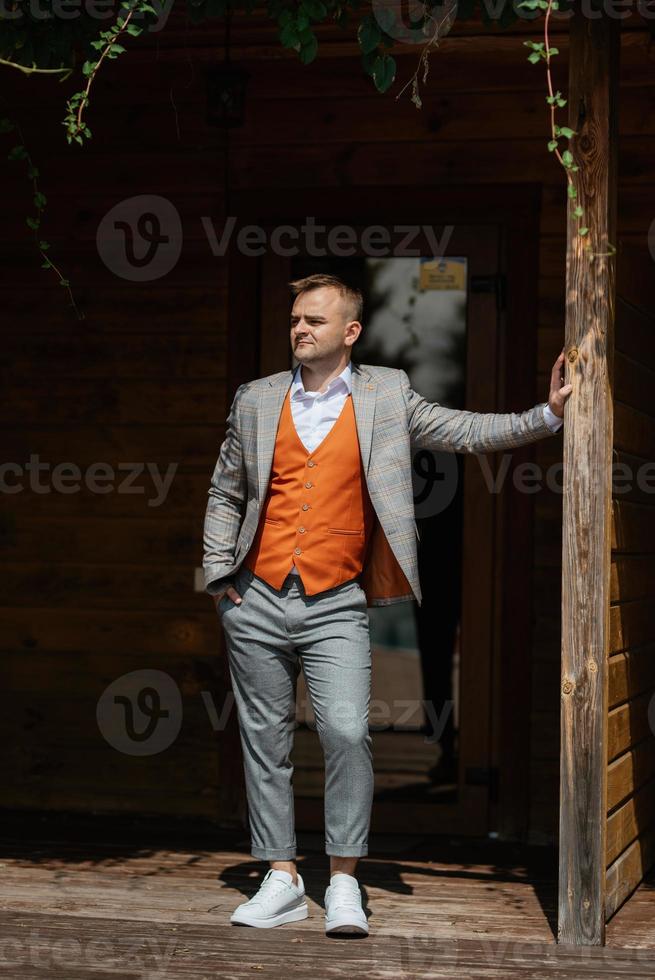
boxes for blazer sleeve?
[202,383,248,593]
[399,369,557,454]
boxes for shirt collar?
[291,360,353,399]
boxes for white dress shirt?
[542,402,564,431]
[285,361,562,576]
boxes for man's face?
[290,286,360,365]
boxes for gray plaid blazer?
[202,360,557,606]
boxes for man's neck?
[300,359,350,394]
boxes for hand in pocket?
[213,583,242,610]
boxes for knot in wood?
[567,348,578,363]
[562,680,574,695]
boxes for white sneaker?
[324,873,369,936]
[230,869,308,928]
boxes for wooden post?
[558,7,619,946]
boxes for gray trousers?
[217,564,373,860]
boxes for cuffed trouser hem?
[325,843,368,857]
[251,845,297,860]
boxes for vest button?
[305,481,313,489]
[298,526,305,533]
[294,547,302,555]
[302,504,310,511]
[307,460,316,467]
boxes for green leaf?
[573,206,583,217]
[126,23,143,35]
[374,6,396,33]
[361,48,377,76]
[279,22,300,46]
[562,149,573,166]
[39,241,50,250]
[82,60,95,75]
[528,51,541,64]
[372,53,395,93]
[579,227,589,236]
[548,139,558,152]
[299,33,318,63]
[559,126,576,138]
[358,14,381,55]
[547,46,559,55]
[26,216,39,229]
[110,43,127,54]
[567,183,577,198]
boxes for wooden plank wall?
[605,245,655,918]
[1,8,654,838]
[1,37,244,823]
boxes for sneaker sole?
[231,902,309,928]
[325,917,369,936]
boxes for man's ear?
[345,320,363,347]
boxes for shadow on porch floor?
[0,811,652,978]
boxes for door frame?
[225,183,542,840]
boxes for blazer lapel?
[351,361,376,476]
[256,370,294,501]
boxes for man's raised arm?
[400,351,571,454]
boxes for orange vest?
[243,387,413,603]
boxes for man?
[202,273,571,937]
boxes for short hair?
[289,273,363,323]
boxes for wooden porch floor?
[0,815,653,978]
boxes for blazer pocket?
[264,518,281,525]
[327,527,362,535]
